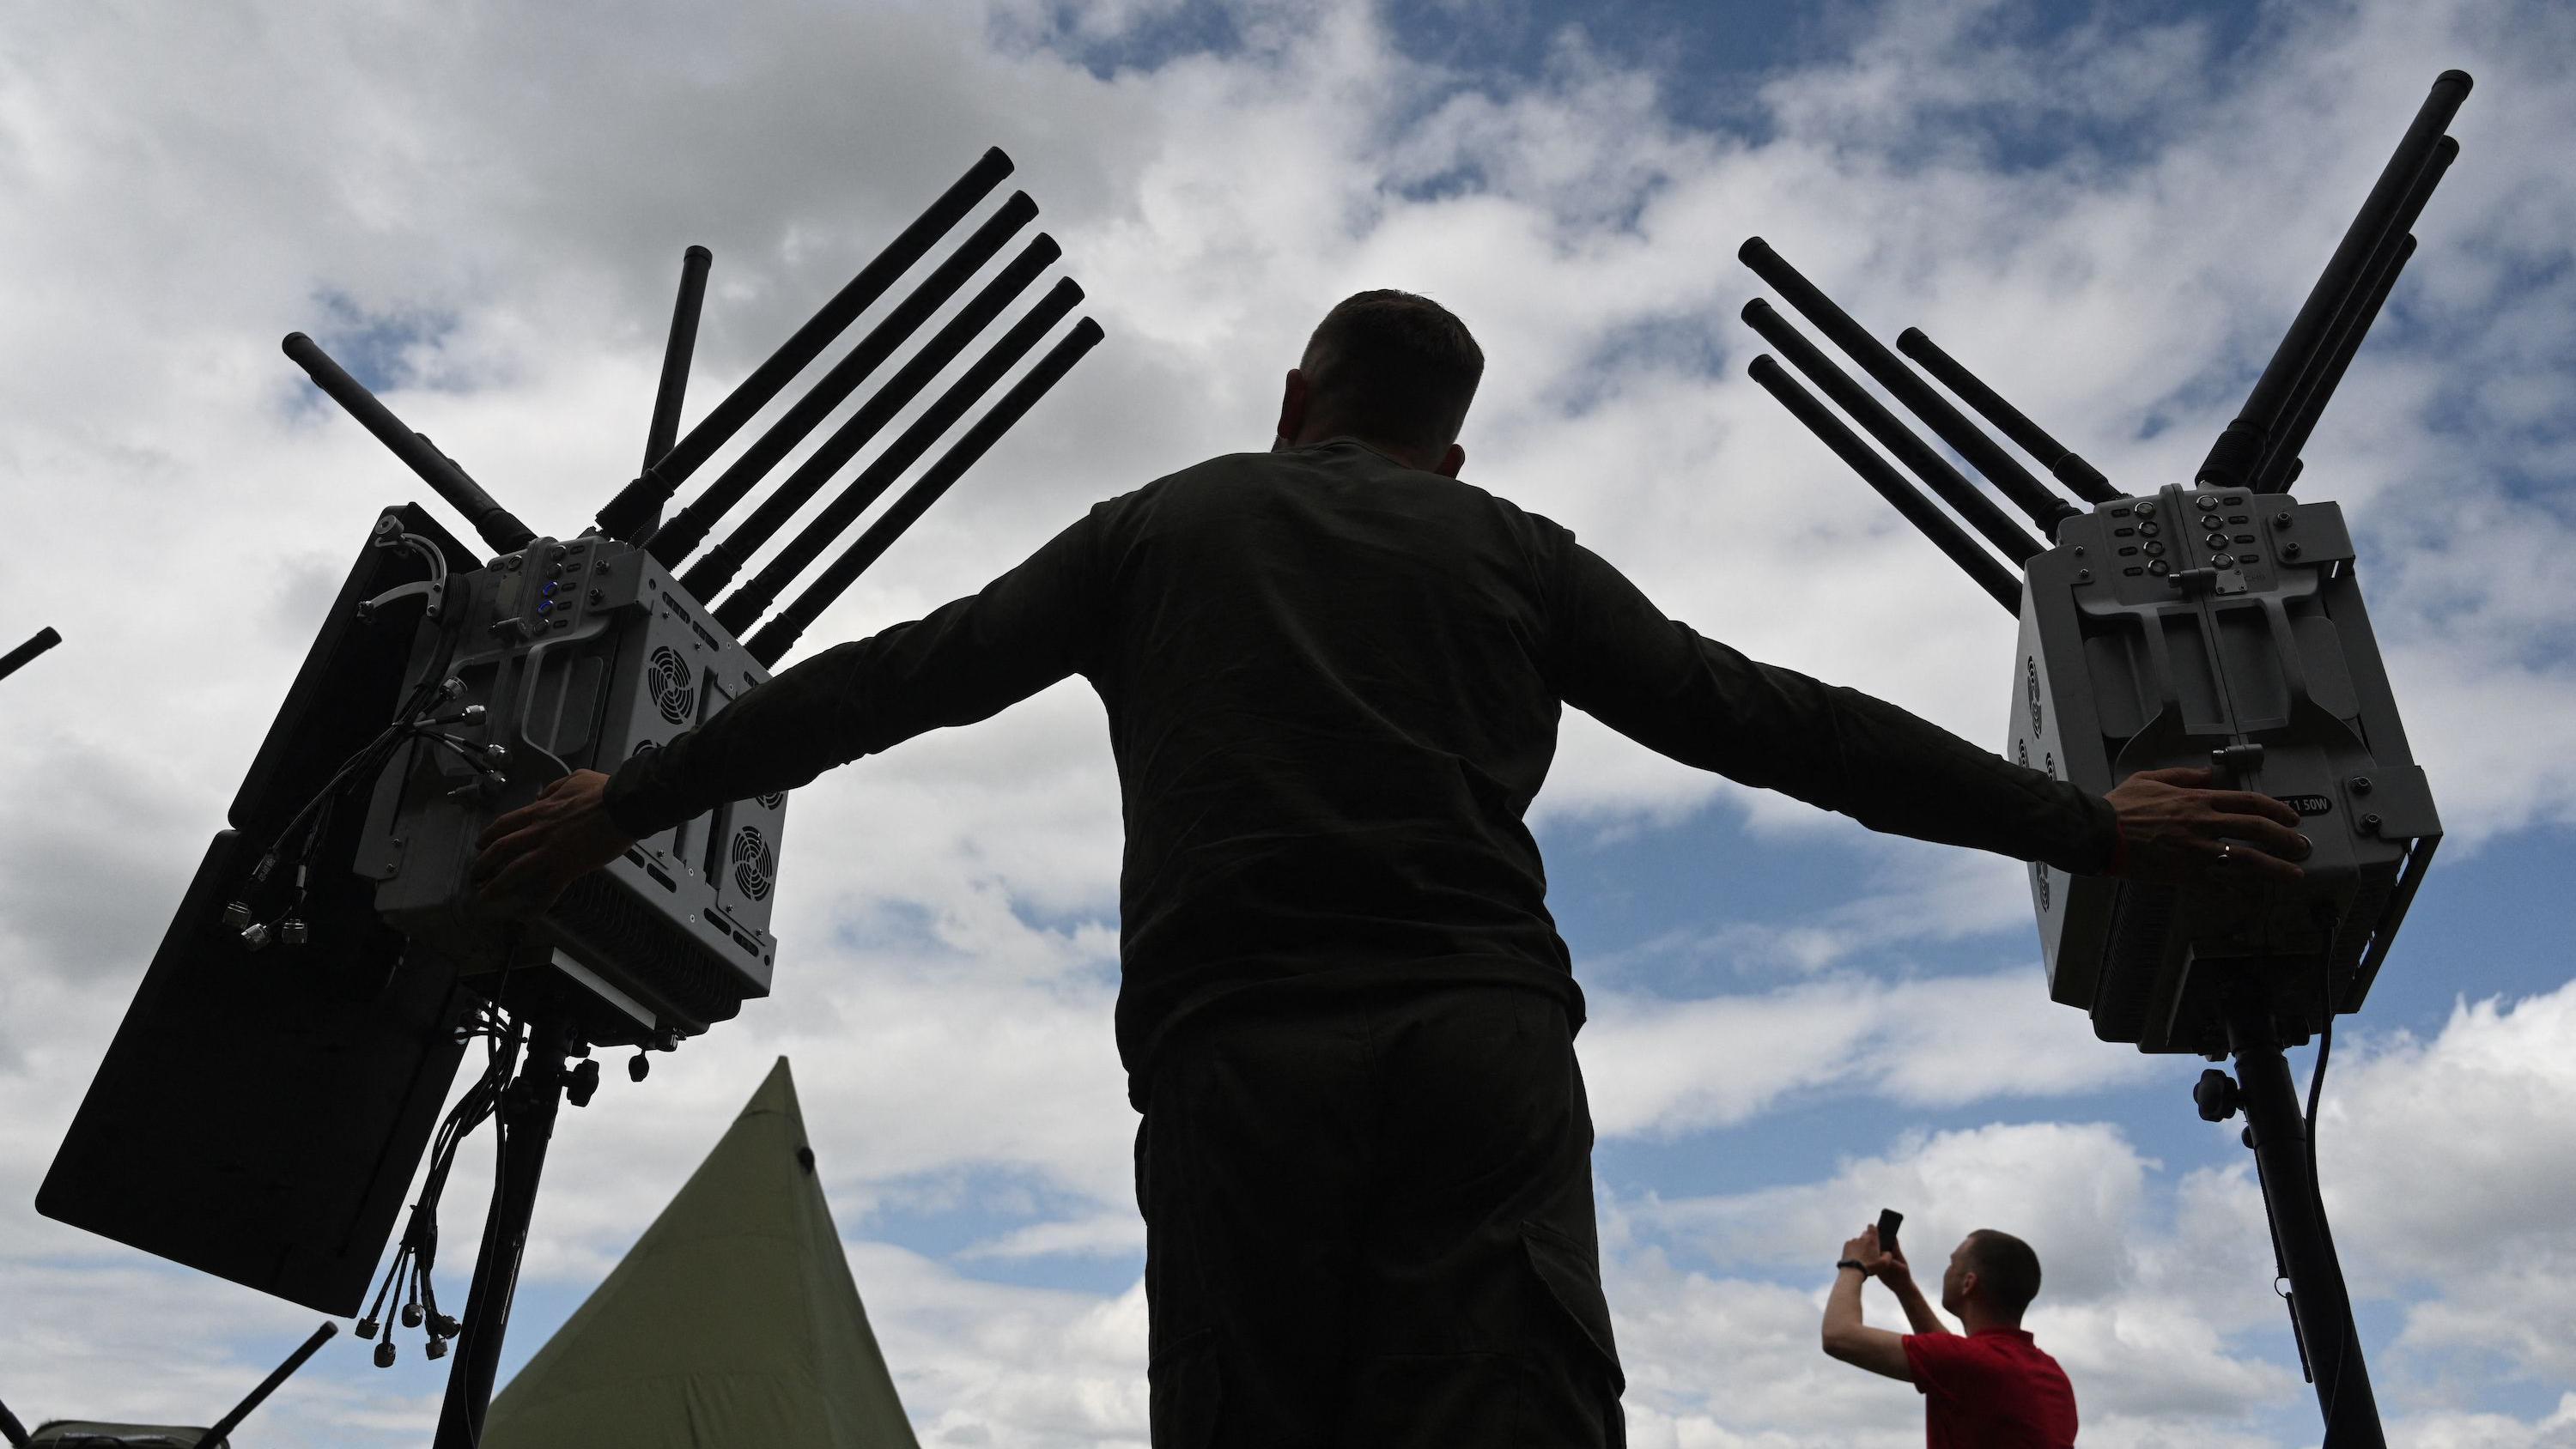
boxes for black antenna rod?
[645,191,1041,571]
[1740,238,2082,537]
[0,626,61,685]
[1896,328,2119,505]
[594,146,1016,541]
[2254,132,2459,493]
[2256,233,2419,495]
[1,1391,30,1449]
[282,334,538,555]
[1744,300,2044,564]
[682,234,1060,600]
[641,245,714,480]
[750,318,1105,665]
[193,1320,338,1449]
[1749,355,2022,615]
[2196,70,2471,493]
[714,279,1084,636]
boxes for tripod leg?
[2230,1012,2386,1447]
[434,1019,570,1448]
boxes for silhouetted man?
[1825,1222,2079,1447]
[475,290,2307,1447]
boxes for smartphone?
[1876,1208,1904,1257]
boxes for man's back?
[1075,440,1580,1073]
[1904,1328,2080,1448]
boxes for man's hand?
[1841,1224,1900,1280]
[472,769,635,915]
[2105,766,2311,886]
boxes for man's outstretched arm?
[471,506,1106,912]
[1542,532,2309,882]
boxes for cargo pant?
[1135,985,1624,1448]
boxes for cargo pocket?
[1148,1326,1224,1448]
[1521,1219,1626,1449]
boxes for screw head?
[2351,775,2372,793]
[2076,568,2093,582]
[2282,542,2303,559]
[2274,511,2293,528]
[2362,812,2384,834]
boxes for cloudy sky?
[4,0,2573,1444]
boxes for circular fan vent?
[756,792,786,810]
[647,646,696,724]
[731,826,776,901]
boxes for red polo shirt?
[1902,1326,2078,1447]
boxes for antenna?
[592,147,1018,541]
[1741,237,2082,537]
[193,1321,340,1449]
[636,244,714,511]
[1894,327,2118,505]
[0,627,61,686]
[713,277,1084,638]
[748,317,1104,665]
[1747,355,2021,614]
[1743,297,2044,565]
[679,234,1062,601]
[282,334,538,555]
[2196,70,2471,494]
[2252,135,2458,493]
[642,191,1042,569]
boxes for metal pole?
[2227,998,2385,1447]
[432,1020,569,1449]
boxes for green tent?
[480,1058,920,1448]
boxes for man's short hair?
[1965,1229,2043,1318]
[1298,290,1485,450]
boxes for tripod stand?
[2194,982,2382,1447]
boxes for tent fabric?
[480,1058,920,1448]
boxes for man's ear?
[1273,367,1310,450]
[1434,441,1466,478]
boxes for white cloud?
[1579,969,2157,1137]
[3,0,2573,1444]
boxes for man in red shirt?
[1823,1222,2079,1447]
